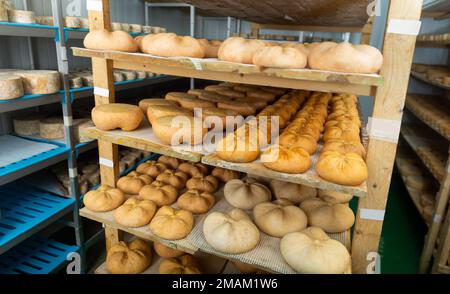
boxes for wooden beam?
[87,0,122,251]
[351,0,423,274]
[251,22,368,33]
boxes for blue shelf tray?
[0,144,69,179]
[0,184,74,249]
[0,236,79,274]
[0,21,58,30]
[0,91,63,105]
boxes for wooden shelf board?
[80,207,198,255]
[202,153,367,197]
[411,71,450,91]
[182,0,371,28]
[80,121,203,162]
[400,124,447,184]
[405,94,450,141]
[72,48,382,96]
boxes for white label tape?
[188,58,203,70]
[433,214,442,224]
[99,157,114,168]
[387,19,421,36]
[69,168,78,178]
[87,0,103,12]
[447,164,450,173]
[367,117,401,143]
[94,87,110,97]
[360,209,385,221]
[63,115,73,127]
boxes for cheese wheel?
[79,18,89,29]
[149,206,194,240]
[143,26,153,34]
[111,22,122,31]
[65,16,81,28]
[0,7,8,22]
[8,10,35,24]
[152,115,207,146]
[140,33,205,58]
[35,16,54,26]
[69,75,83,89]
[40,117,64,139]
[218,37,266,64]
[253,46,307,69]
[92,103,143,131]
[11,70,60,94]
[13,114,42,136]
[130,24,143,33]
[106,239,151,274]
[153,242,184,258]
[139,98,178,113]
[0,74,23,100]
[84,30,138,52]
[121,23,131,32]
[146,104,192,124]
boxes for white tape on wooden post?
[367,117,401,143]
[188,58,203,70]
[360,209,385,221]
[94,87,110,97]
[433,214,442,224]
[99,157,114,168]
[87,0,103,12]
[69,168,78,178]
[387,19,421,36]
[63,115,73,127]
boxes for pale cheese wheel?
[12,70,60,94]
[0,74,23,100]
[35,16,54,26]
[0,7,8,22]
[121,23,131,32]
[130,24,142,33]
[111,22,122,31]
[65,16,81,28]
[13,114,42,136]
[69,75,83,89]
[39,117,64,139]
[8,10,35,24]
[143,26,153,34]
[79,18,89,29]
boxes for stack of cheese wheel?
[316,94,368,186]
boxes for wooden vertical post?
[352,0,423,274]
[424,152,450,273]
[250,22,259,38]
[88,0,122,251]
[361,17,374,45]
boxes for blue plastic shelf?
[0,21,57,30]
[0,236,79,274]
[0,184,74,254]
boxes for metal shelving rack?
[0,0,177,274]
[74,0,423,274]
[407,3,450,273]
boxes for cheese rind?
[0,74,24,100]
[13,114,42,136]
[12,70,60,94]
[40,117,65,139]
[8,10,35,24]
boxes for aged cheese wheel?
[74,119,94,143]
[117,171,153,195]
[155,170,189,190]
[253,46,307,69]
[159,255,201,274]
[8,10,35,24]
[11,70,60,94]
[177,162,209,177]
[154,242,184,258]
[253,199,308,237]
[106,239,152,274]
[280,227,350,274]
[0,74,23,100]
[232,261,258,274]
[146,104,192,125]
[140,33,205,58]
[92,103,143,131]
[149,206,194,240]
[0,7,8,22]
[79,17,89,29]
[218,37,266,64]
[318,189,353,204]
[130,24,143,33]
[39,117,64,139]
[198,39,221,58]
[216,125,260,163]
[269,179,317,204]
[152,115,207,146]
[142,26,153,34]
[139,98,178,112]
[136,160,167,178]
[121,23,131,32]
[65,16,81,28]
[203,209,260,254]
[406,175,433,191]
[186,175,219,193]
[196,107,240,130]
[300,198,355,233]
[83,185,125,212]
[13,114,41,136]
[114,197,157,227]
[177,190,216,214]
[35,16,54,26]
[157,155,181,169]
[84,30,138,52]
[308,42,383,74]
[224,178,272,210]
[69,75,83,89]
[111,22,122,31]
[139,180,178,207]
[217,100,256,116]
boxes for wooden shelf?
[80,121,203,162]
[202,153,367,197]
[72,48,382,96]
[410,71,450,91]
[405,94,450,141]
[400,124,447,184]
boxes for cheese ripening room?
[0,0,449,285]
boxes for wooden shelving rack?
[74,0,423,274]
